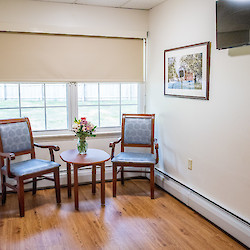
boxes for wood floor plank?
[0,179,245,250]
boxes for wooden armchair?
[0,117,61,217]
[110,114,159,199]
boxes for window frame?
[76,82,144,129]
[0,82,145,134]
[0,82,68,131]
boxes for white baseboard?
[1,166,142,191]
[154,171,250,248]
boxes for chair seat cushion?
[112,152,155,164]
[2,159,60,177]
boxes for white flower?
[72,123,81,132]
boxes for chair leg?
[32,177,37,195]
[17,178,25,217]
[67,163,72,198]
[121,166,124,185]
[92,165,96,194]
[54,168,61,204]
[150,166,155,199]
[113,164,117,197]
[1,171,6,205]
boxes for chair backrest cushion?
[124,117,152,145]
[0,121,32,153]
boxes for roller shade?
[0,32,144,82]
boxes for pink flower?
[85,122,94,131]
[80,117,87,125]
[72,117,96,138]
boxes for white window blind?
[0,32,144,82]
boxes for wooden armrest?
[109,138,121,147]
[34,143,60,151]
[0,152,15,177]
[34,143,60,161]
[109,138,121,159]
[154,139,159,164]
[0,152,15,160]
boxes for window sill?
[33,129,121,141]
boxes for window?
[78,83,139,128]
[0,82,142,131]
[0,83,67,131]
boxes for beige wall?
[147,0,250,222]
[0,0,148,38]
[0,0,148,188]
[34,135,119,170]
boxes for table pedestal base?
[67,163,106,210]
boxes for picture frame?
[164,42,211,100]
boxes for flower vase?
[77,137,88,155]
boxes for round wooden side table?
[60,148,110,210]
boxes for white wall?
[0,0,148,38]
[147,0,250,222]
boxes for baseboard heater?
[154,168,250,248]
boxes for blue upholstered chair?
[0,117,61,217]
[110,114,159,199]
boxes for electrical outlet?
[188,159,192,170]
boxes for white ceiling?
[32,0,166,10]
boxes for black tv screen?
[216,0,250,50]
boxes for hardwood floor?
[0,179,245,250]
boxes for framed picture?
[164,42,211,100]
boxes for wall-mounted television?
[216,0,250,50]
